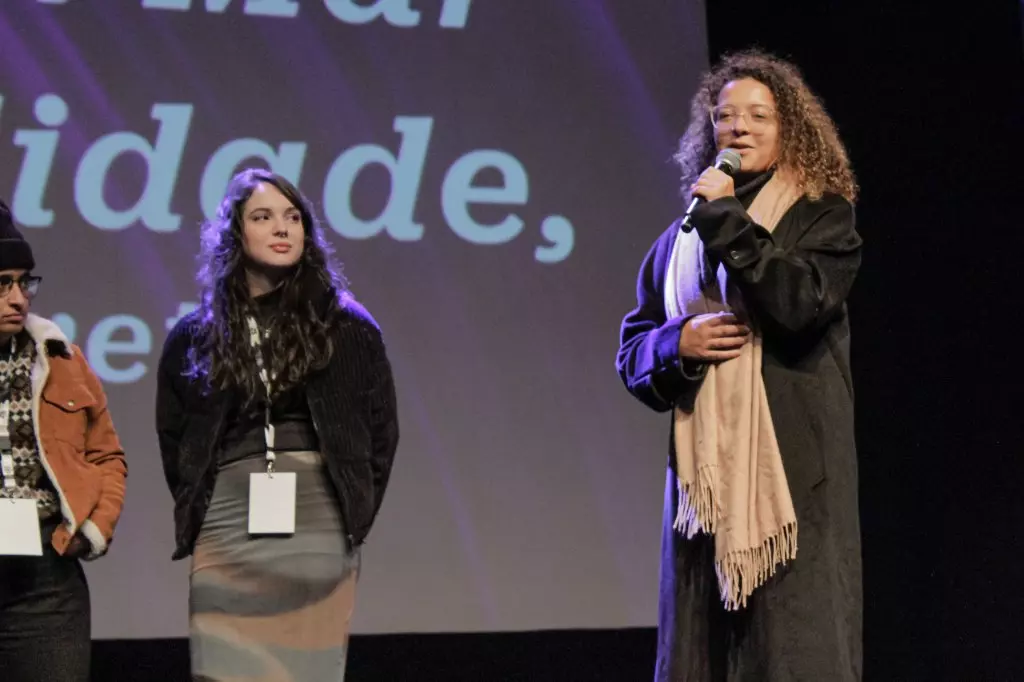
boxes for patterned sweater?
[0,332,60,518]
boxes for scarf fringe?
[673,465,798,611]
[715,521,798,610]
[672,465,717,538]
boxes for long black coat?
[617,174,863,681]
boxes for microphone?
[679,148,742,233]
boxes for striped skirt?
[189,450,360,682]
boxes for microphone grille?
[715,149,743,176]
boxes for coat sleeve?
[691,195,862,337]
[75,350,128,560]
[616,224,708,413]
[362,324,399,523]
[155,327,188,496]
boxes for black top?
[218,287,319,464]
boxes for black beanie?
[0,199,35,271]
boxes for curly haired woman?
[156,168,399,681]
[616,50,863,681]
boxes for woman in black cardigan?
[617,51,862,681]
[156,168,398,681]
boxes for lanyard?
[0,337,17,489]
[246,316,277,474]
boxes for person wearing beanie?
[0,199,128,682]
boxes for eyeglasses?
[0,274,42,299]
[710,105,777,130]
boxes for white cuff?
[78,519,108,560]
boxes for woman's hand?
[679,312,751,361]
[691,167,735,202]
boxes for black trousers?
[0,521,91,682]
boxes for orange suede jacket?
[22,314,127,558]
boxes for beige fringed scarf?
[664,172,804,610]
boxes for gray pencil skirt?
[189,450,361,682]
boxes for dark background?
[82,0,1024,679]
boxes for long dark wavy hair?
[674,49,858,204]
[186,168,349,405]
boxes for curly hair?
[674,49,857,204]
[186,168,349,405]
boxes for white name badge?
[248,472,296,535]
[0,402,9,436]
[0,499,43,556]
